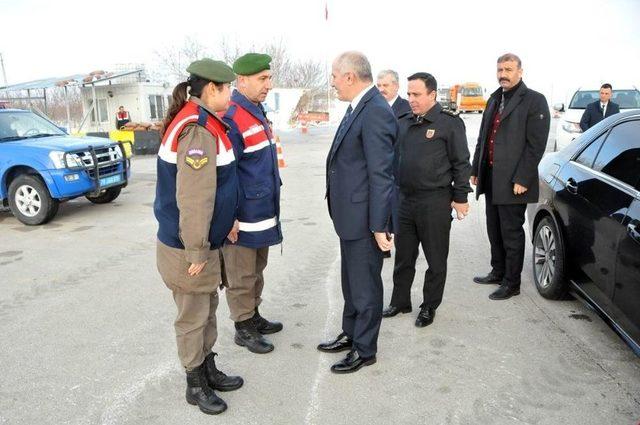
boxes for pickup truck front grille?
[77,146,120,167]
[73,146,123,178]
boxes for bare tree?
[286,59,327,88]
[219,36,243,67]
[154,37,212,81]
[155,37,327,89]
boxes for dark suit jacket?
[326,87,396,240]
[389,96,411,233]
[391,96,411,119]
[579,100,620,131]
[471,82,550,205]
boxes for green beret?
[186,58,235,83]
[233,53,272,76]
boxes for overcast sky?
[1,0,638,102]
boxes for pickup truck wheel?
[8,175,59,225]
[86,187,121,204]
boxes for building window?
[149,95,165,120]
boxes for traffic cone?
[301,120,308,134]
[276,136,286,168]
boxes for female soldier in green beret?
[154,58,241,415]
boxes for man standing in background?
[471,53,550,300]
[377,69,411,258]
[579,83,620,131]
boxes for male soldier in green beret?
[221,53,284,354]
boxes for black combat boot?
[234,318,274,354]
[253,307,283,334]
[204,352,243,392]
[185,364,227,415]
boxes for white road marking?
[304,254,341,425]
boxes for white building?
[80,70,172,133]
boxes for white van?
[554,84,640,151]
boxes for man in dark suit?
[579,83,620,131]
[377,70,412,118]
[471,53,550,300]
[317,51,396,374]
[376,69,411,257]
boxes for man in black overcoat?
[470,53,550,300]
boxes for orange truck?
[450,83,486,113]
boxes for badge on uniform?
[426,129,436,139]
[185,148,209,170]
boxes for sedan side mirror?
[553,103,565,112]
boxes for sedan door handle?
[628,222,640,243]
[565,177,578,194]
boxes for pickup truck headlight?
[561,121,583,134]
[49,151,84,169]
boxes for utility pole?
[0,52,8,87]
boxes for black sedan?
[527,109,640,354]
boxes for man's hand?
[451,201,469,220]
[227,220,239,243]
[374,232,393,252]
[470,176,478,186]
[513,183,528,195]
[188,262,207,276]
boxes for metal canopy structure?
[0,69,145,131]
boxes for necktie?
[601,103,606,117]
[334,105,353,142]
[498,93,505,114]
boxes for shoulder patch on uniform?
[441,108,460,117]
[185,151,209,170]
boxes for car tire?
[532,216,566,299]
[85,187,121,204]
[8,174,59,225]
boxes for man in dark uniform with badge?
[382,72,472,327]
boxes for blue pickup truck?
[0,108,130,225]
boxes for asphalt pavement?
[0,113,639,425]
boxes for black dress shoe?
[234,319,274,354]
[489,285,520,300]
[415,306,436,328]
[330,349,376,374]
[473,272,504,284]
[204,353,243,392]
[253,308,283,334]
[317,332,352,353]
[382,305,412,318]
